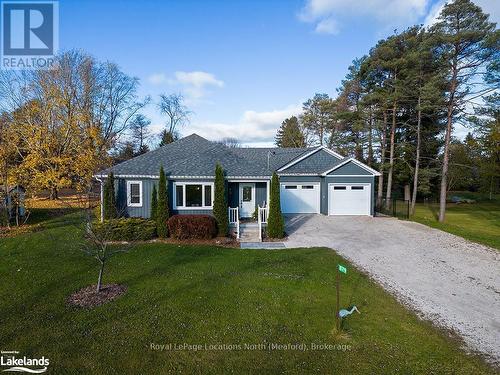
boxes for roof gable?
[278,147,342,174]
[324,158,380,176]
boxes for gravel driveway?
[285,214,500,365]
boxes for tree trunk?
[410,96,422,215]
[49,187,58,200]
[377,110,387,208]
[439,64,457,223]
[386,102,397,206]
[367,107,374,166]
[97,260,105,292]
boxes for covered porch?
[227,179,270,241]
[227,179,270,219]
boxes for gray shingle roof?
[96,134,335,178]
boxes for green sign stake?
[338,264,347,274]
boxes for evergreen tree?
[156,166,169,237]
[159,129,177,147]
[267,172,284,238]
[103,172,116,219]
[275,116,306,147]
[430,0,498,222]
[213,163,228,236]
[150,184,158,221]
[300,93,336,146]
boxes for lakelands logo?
[1,351,49,373]
[1,0,58,70]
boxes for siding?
[228,181,268,210]
[327,161,372,175]
[115,178,156,218]
[228,182,239,208]
[283,149,341,173]
[113,177,216,218]
[255,182,267,208]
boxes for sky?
[60,0,500,147]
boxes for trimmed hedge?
[93,218,157,241]
[167,215,217,240]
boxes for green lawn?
[411,192,500,250]
[0,213,495,374]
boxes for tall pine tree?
[430,0,498,222]
[275,116,306,147]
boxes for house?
[1,185,26,221]
[94,134,380,220]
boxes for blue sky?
[60,0,499,146]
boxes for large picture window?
[174,182,213,209]
[126,180,142,207]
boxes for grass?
[411,192,500,250]
[0,213,496,374]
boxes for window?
[334,186,346,190]
[242,186,252,201]
[176,185,184,207]
[351,186,364,190]
[284,185,297,189]
[186,185,202,207]
[127,181,142,207]
[204,185,212,207]
[174,182,213,209]
[301,185,314,189]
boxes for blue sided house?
[95,134,380,219]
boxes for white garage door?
[328,184,371,216]
[280,183,320,214]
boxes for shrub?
[167,215,217,240]
[213,163,228,236]
[94,218,157,241]
[103,172,117,219]
[157,166,169,238]
[150,184,158,221]
[267,172,285,238]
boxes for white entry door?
[239,183,255,217]
[280,183,320,214]
[328,184,371,215]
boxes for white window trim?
[126,180,143,207]
[173,181,214,210]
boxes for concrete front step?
[240,242,286,249]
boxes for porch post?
[266,179,270,206]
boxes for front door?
[239,183,255,218]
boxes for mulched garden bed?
[106,236,240,248]
[67,284,127,308]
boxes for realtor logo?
[1,0,58,69]
[1,350,49,373]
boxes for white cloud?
[315,17,340,34]
[184,103,303,145]
[147,70,224,103]
[424,0,500,27]
[299,0,429,35]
